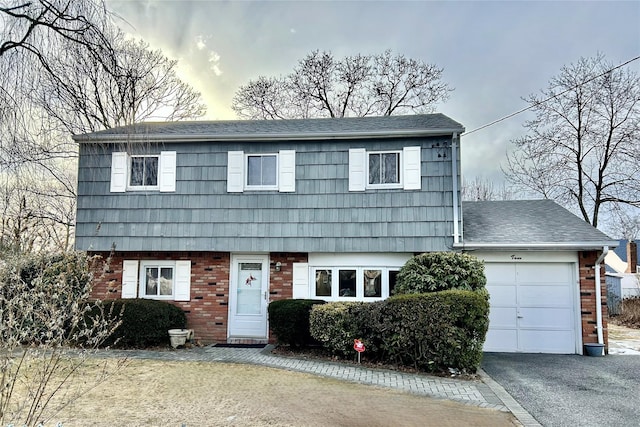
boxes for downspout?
[594,246,608,345]
[451,133,460,244]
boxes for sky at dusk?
[106,0,640,184]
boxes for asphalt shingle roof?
[72,114,465,142]
[462,199,616,249]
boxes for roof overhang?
[454,240,619,251]
[72,128,464,144]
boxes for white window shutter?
[110,152,128,193]
[278,150,296,192]
[227,151,244,192]
[174,260,191,301]
[348,148,366,192]
[159,151,176,192]
[403,146,421,190]
[292,263,310,299]
[122,260,139,299]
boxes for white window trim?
[366,150,402,189]
[348,146,421,191]
[245,153,279,190]
[128,154,160,191]
[227,150,296,193]
[110,151,176,193]
[122,259,191,301]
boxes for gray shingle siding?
[75,116,462,253]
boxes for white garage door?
[484,262,577,353]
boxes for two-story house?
[74,114,616,354]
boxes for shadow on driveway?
[482,353,640,426]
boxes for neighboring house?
[605,240,640,309]
[73,114,616,354]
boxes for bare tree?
[1,2,206,253]
[232,49,452,119]
[505,54,640,228]
[461,177,517,201]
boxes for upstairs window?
[247,154,278,188]
[368,151,400,186]
[227,150,295,192]
[110,151,176,193]
[349,146,421,191]
[130,155,159,188]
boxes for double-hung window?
[349,146,421,191]
[110,151,176,193]
[227,150,295,192]
[130,155,159,188]
[368,151,401,187]
[247,154,278,189]
[122,260,191,301]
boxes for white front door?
[228,255,269,339]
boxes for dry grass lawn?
[11,359,517,426]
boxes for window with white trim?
[121,259,191,301]
[311,266,400,300]
[227,150,295,192]
[368,151,401,187]
[110,151,176,193]
[349,146,421,191]
[247,154,277,189]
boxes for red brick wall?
[89,251,307,344]
[579,250,609,350]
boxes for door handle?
[264,291,268,301]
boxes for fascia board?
[453,241,620,251]
[72,128,465,143]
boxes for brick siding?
[579,250,609,350]
[89,251,307,344]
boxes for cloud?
[195,35,206,50]
[290,28,296,34]
[208,51,222,76]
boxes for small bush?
[309,302,366,357]
[94,299,187,348]
[268,299,326,347]
[394,252,486,295]
[617,297,640,328]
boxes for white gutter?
[453,241,619,250]
[594,246,608,345]
[451,133,460,244]
[72,128,466,143]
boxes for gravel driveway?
[482,353,640,426]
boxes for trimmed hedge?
[394,252,486,294]
[310,290,489,373]
[94,299,187,348]
[268,299,326,347]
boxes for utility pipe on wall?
[594,246,609,345]
[451,133,460,244]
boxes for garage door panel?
[518,307,573,329]
[484,263,516,282]
[519,330,576,353]
[516,263,572,283]
[487,284,516,306]
[489,307,518,328]
[518,284,573,307]
[484,329,518,352]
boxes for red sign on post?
[353,339,365,353]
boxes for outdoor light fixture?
[275,261,281,272]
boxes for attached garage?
[460,200,618,354]
[481,256,579,353]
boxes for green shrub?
[309,302,366,357]
[94,299,187,348]
[379,291,489,372]
[309,290,490,373]
[394,252,486,295]
[268,299,326,347]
